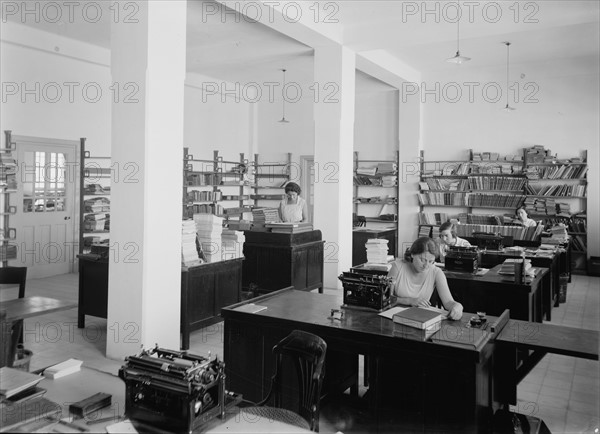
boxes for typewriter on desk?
[338,265,393,311]
[119,346,241,434]
[473,232,504,251]
[444,246,479,273]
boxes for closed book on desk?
[394,321,441,341]
[0,367,43,399]
[0,397,61,432]
[392,307,442,330]
[431,325,488,350]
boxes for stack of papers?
[182,219,202,267]
[365,239,389,264]
[194,214,223,263]
[221,229,245,260]
[498,258,532,275]
[43,358,83,379]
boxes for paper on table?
[233,303,267,314]
[106,420,139,433]
[378,306,408,319]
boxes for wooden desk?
[222,289,500,433]
[0,297,76,368]
[242,230,324,293]
[479,249,560,318]
[444,264,550,322]
[495,320,599,405]
[1,296,76,322]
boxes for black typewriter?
[119,346,241,433]
[338,266,393,311]
[444,246,479,272]
[473,232,504,251]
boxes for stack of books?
[0,367,44,399]
[431,324,488,349]
[252,208,280,229]
[498,258,532,275]
[182,219,202,267]
[392,307,444,340]
[265,222,313,234]
[365,239,389,264]
[194,214,223,263]
[221,229,245,260]
[84,197,110,213]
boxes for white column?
[313,45,355,289]
[107,1,186,359]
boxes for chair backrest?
[0,266,27,299]
[265,330,327,432]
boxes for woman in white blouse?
[278,182,309,223]
[436,221,472,263]
[388,237,463,320]
[516,206,538,228]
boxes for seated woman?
[515,205,538,227]
[389,237,463,320]
[436,221,472,263]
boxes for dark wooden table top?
[222,289,494,360]
[444,264,549,288]
[0,296,77,322]
[496,319,599,360]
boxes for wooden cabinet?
[180,258,242,350]
[77,255,242,350]
[242,230,324,293]
[352,228,397,265]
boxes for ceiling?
[4,0,599,90]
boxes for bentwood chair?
[243,330,327,432]
[0,266,27,367]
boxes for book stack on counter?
[265,222,313,234]
[221,229,245,260]
[252,208,280,230]
[194,213,223,263]
[365,238,391,264]
[392,307,444,340]
[43,358,83,379]
[181,219,202,267]
[498,258,533,276]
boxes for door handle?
[64,216,71,220]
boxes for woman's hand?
[447,302,463,320]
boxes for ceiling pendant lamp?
[503,42,516,112]
[278,69,290,123]
[446,12,470,64]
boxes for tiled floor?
[7,272,599,433]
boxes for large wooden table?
[0,296,77,368]
[222,289,502,433]
[444,264,550,322]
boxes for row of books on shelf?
[525,184,587,197]
[83,197,110,213]
[455,223,544,241]
[355,162,397,176]
[420,179,467,191]
[418,212,450,226]
[525,165,587,180]
[467,176,526,191]
[355,196,398,204]
[472,152,523,162]
[422,162,523,176]
[418,192,525,208]
[187,189,223,202]
[84,183,109,194]
[0,244,17,261]
[354,174,398,186]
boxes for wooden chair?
[243,330,327,432]
[0,266,27,367]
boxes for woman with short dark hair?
[389,237,463,320]
[437,221,471,262]
[279,182,309,223]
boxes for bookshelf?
[1,131,17,266]
[250,153,292,206]
[79,138,111,255]
[353,151,399,223]
[183,149,253,221]
[418,147,588,273]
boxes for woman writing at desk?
[279,182,309,223]
[389,237,463,320]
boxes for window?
[22,151,67,213]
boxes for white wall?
[417,59,599,257]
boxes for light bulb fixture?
[278,68,289,123]
[503,42,516,112]
[446,13,470,64]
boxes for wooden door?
[13,136,78,278]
